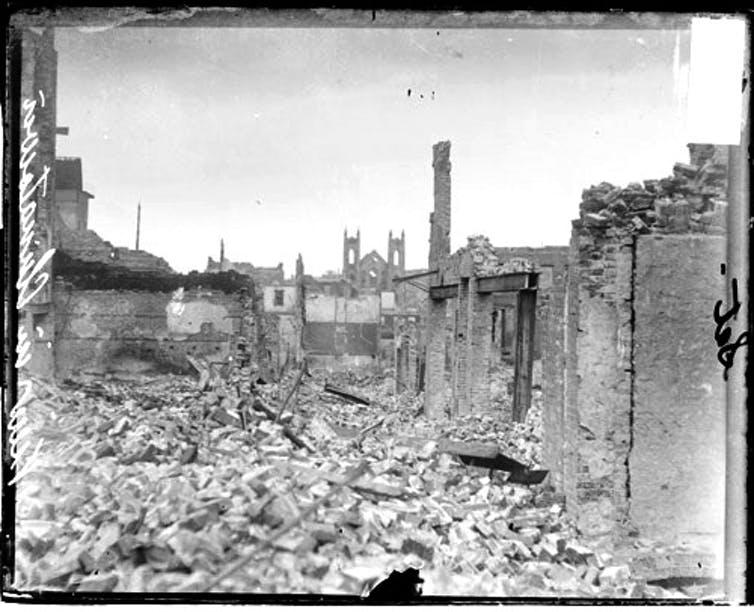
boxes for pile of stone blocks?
[575,144,728,237]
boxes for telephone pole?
[135,201,141,250]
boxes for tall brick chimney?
[429,141,452,271]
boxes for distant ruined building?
[206,239,285,286]
[341,228,406,294]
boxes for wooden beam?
[429,283,458,300]
[475,272,530,294]
[492,292,517,308]
[438,439,499,458]
[393,269,438,283]
[512,288,537,421]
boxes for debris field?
[13,366,716,598]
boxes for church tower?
[386,229,406,291]
[342,228,361,287]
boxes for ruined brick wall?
[255,312,300,377]
[467,278,494,413]
[495,246,569,360]
[449,279,470,416]
[425,141,452,418]
[554,143,729,543]
[394,314,422,393]
[495,246,569,479]
[258,312,281,376]
[53,284,248,378]
[563,225,634,538]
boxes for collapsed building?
[47,172,268,380]
[417,142,565,423]
[409,139,727,573]
[206,239,285,286]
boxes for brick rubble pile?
[576,144,728,236]
[463,235,536,277]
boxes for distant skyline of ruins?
[55,27,691,275]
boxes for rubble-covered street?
[14,366,720,599]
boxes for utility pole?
[135,201,141,250]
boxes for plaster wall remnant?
[263,285,297,313]
[53,283,250,378]
[38,254,259,380]
[548,142,728,552]
[631,234,725,540]
[303,294,381,367]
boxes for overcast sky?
[55,26,691,276]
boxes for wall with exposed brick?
[496,246,569,487]
[467,278,494,414]
[394,314,422,393]
[53,283,247,378]
[552,143,729,545]
[561,224,634,538]
[496,246,569,360]
[425,141,453,419]
[423,139,566,421]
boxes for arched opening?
[348,249,355,264]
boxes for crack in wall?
[625,234,637,508]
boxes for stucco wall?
[263,285,297,313]
[631,234,726,540]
